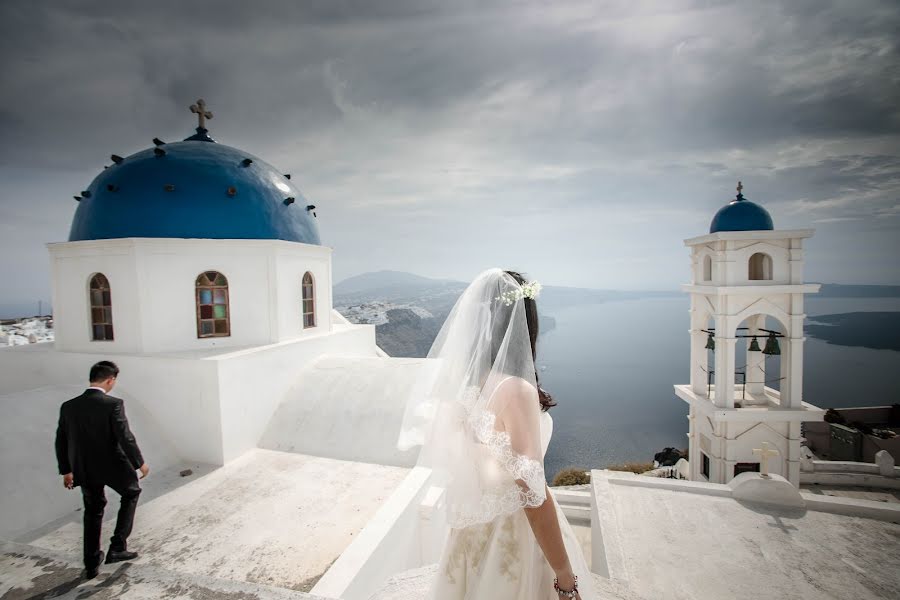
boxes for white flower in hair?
[496,280,543,306]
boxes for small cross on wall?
[752,441,779,478]
[190,99,213,129]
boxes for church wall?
[0,344,224,465]
[0,320,381,477]
[49,239,335,355]
[723,240,790,286]
[725,421,788,479]
[0,382,186,540]
[272,247,333,341]
[258,355,428,468]
[693,410,719,482]
[135,239,280,352]
[49,240,144,354]
[214,323,379,463]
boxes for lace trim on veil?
[447,386,547,528]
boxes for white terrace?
[4,463,899,600]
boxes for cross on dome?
[752,442,779,477]
[190,99,213,129]
[737,181,743,195]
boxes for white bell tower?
[674,182,825,486]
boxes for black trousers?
[81,475,141,569]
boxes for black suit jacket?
[55,389,145,488]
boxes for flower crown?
[497,280,543,306]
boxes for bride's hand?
[554,569,582,599]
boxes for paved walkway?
[29,449,410,592]
[801,484,900,504]
[0,541,328,600]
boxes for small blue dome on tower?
[69,99,321,245]
[709,182,774,233]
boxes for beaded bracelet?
[554,575,578,598]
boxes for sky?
[1,0,898,315]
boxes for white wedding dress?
[374,409,596,600]
[429,409,595,600]
[384,270,596,599]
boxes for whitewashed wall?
[273,247,332,337]
[679,383,814,485]
[0,382,186,541]
[312,467,440,600]
[0,323,378,467]
[49,241,144,354]
[48,238,333,354]
[215,325,380,462]
[0,344,223,464]
[258,355,428,467]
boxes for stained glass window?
[89,274,114,341]
[196,271,230,338]
[302,272,316,329]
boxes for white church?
[1,104,898,600]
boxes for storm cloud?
[1,0,898,315]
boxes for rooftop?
[592,470,900,600]
[1,540,328,600]
[28,449,410,592]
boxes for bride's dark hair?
[504,270,557,412]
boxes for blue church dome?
[709,183,774,233]
[69,103,321,245]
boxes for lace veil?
[398,268,546,528]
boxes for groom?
[55,360,150,579]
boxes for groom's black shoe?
[105,549,138,564]
[85,551,104,580]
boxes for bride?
[395,268,594,599]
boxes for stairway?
[552,485,592,524]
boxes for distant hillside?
[375,308,444,357]
[815,284,900,298]
[334,272,466,358]
[807,312,900,351]
[335,271,671,357]
[334,270,461,296]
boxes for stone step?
[561,503,591,524]
[553,488,592,525]
[0,540,328,600]
[552,488,591,506]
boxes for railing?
[802,459,898,476]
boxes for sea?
[539,295,900,481]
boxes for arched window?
[302,272,316,329]
[196,271,230,338]
[89,273,114,341]
[702,255,712,281]
[748,253,773,281]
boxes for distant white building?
[674,182,825,486]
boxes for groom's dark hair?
[504,271,557,412]
[89,360,119,383]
